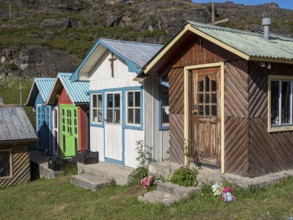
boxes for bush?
[129,166,148,184]
[170,166,198,187]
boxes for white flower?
[212,182,223,196]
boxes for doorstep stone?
[71,173,109,192]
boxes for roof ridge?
[187,20,261,37]
[100,38,163,47]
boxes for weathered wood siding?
[167,34,241,165]
[224,61,250,176]
[248,62,293,177]
[0,144,30,187]
[169,68,184,164]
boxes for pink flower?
[140,176,153,189]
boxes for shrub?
[130,166,148,184]
[170,166,198,187]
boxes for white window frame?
[0,149,12,179]
[91,93,103,124]
[268,75,293,132]
[126,90,141,126]
[105,92,121,125]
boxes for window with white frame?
[0,150,12,179]
[106,93,121,124]
[160,86,169,126]
[269,76,293,132]
[127,91,141,125]
[91,94,103,123]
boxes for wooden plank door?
[192,67,221,167]
[60,105,78,157]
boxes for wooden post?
[109,53,116,77]
[19,77,24,105]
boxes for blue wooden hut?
[26,78,56,155]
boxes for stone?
[71,173,109,191]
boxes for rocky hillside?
[0,0,292,80]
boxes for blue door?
[37,106,51,152]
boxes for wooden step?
[71,173,109,192]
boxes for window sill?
[90,123,103,128]
[124,124,143,130]
[0,175,12,180]
[159,125,169,131]
[268,125,293,133]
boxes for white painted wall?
[124,129,144,168]
[90,127,104,161]
[143,74,170,162]
[90,51,140,91]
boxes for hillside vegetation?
[0,0,292,107]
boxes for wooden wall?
[167,33,240,165]
[224,61,250,176]
[0,144,30,187]
[248,62,293,177]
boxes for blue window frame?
[91,93,103,124]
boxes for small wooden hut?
[46,73,90,157]
[143,20,293,177]
[0,105,38,187]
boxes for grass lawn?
[0,176,293,220]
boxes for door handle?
[192,109,198,115]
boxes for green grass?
[0,176,293,220]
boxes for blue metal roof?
[58,73,90,104]
[26,78,55,106]
[71,38,162,81]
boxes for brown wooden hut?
[142,20,293,177]
[0,105,38,187]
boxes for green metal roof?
[188,21,293,62]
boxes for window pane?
[74,127,77,134]
[212,94,217,103]
[74,109,77,117]
[128,109,133,123]
[135,92,140,107]
[281,81,290,124]
[162,90,169,106]
[205,94,210,104]
[128,92,134,107]
[212,105,217,116]
[98,109,102,122]
[211,80,217,91]
[205,76,210,91]
[93,95,97,108]
[162,107,169,124]
[135,109,140,124]
[75,138,78,153]
[205,105,210,116]
[115,94,120,108]
[199,105,204,116]
[271,81,279,125]
[93,109,98,122]
[107,94,113,108]
[98,95,102,108]
[74,119,77,126]
[114,109,120,123]
[0,151,10,177]
[63,135,66,152]
[199,94,204,104]
[107,109,113,123]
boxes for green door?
[60,105,78,157]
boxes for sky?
[192,0,293,10]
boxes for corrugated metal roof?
[71,38,163,81]
[59,73,90,103]
[26,78,55,106]
[188,21,293,61]
[100,38,163,68]
[35,78,55,102]
[0,106,38,142]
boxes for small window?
[268,76,293,132]
[0,150,12,179]
[160,86,169,127]
[106,93,120,124]
[91,94,103,124]
[127,91,141,125]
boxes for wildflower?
[140,176,153,189]
[211,182,223,196]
